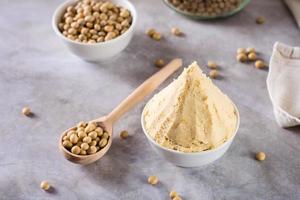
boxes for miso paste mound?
[143,62,238,152]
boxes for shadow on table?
[286,126,300,134]
[79,133,187,197]
[79,32,185,89]
[79,135,145,189]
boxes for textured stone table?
[0,0,300,199]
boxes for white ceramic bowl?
[141,104,240,167]
[52,0,137,61]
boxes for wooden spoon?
[59,58,182,165]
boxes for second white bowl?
[52,0,137,62]
[141,104,240,167]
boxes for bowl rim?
[141,101,240,155]
[52,0,137,46]
[163,0,250,20]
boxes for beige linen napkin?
[285,0,300,27]
[267,42,300,127]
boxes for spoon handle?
[106,58,182,124]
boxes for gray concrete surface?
[0,0,300,199]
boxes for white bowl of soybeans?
[52,0,137,61]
